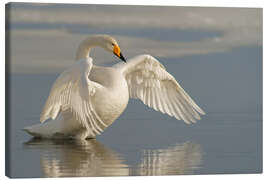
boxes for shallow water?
[7,46,262,177]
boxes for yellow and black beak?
[113,45,126,63]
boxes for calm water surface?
[7,47,262,177]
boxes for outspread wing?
[114,54,205,124]
[40,58,107,136]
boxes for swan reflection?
[135,142,202,175]
[24,139,129,177]
[24,139,202,177]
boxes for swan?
[23,35,205,139]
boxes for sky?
[6,3,262,73]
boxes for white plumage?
[24,35,205,139]
[115,54,205,124]
[40,58,106,137]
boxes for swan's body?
[24,35,205,139]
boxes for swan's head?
[95,35,126,63]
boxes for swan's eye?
[111,43,115,46]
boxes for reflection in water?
[135,142,202,175]
[24,139,129,177]
[24,139,202,177]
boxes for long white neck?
[75,36,103,60]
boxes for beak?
[119,52,126,63]
[113,45,126,63]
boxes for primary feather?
[115,54,205,124]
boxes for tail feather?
[23,114,93,139]
[23,124,47,138]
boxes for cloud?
[7,3,262,74]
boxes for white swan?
[24,35,205,139]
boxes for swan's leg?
[85,133,96,139]
[74,129,96,139]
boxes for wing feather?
[155,88,164,114]
[114,54,205,124]
[40,58,107,136]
